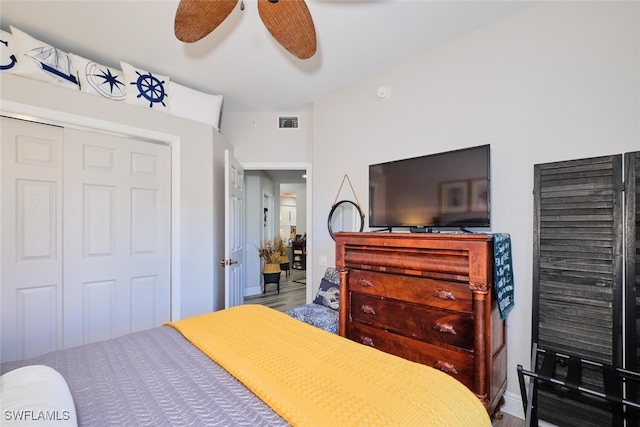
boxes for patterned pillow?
[313,278,339,310]
[323,267,339,285]
[121,61,170,112]
[0,29,17,73]
[10,26,79,90]
[71,53,126,101]
[284,304,338,334]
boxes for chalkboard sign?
[493,233,514,320]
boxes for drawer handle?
[433,321,457,335]
[360,304,376,315]
[434,289,456,300]
[360,336,375,347]
[358,278,373,287]
[435,360,458,375]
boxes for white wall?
[311,1,639,418]
[224,111,313,163]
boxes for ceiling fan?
[174,0,317,60]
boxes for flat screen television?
[369,144,490,230]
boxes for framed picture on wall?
[440,181,468,214]
[470,179,488,212]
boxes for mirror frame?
[328,199,365,240]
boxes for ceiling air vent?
[278,116,299,129]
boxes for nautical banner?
[493,233,514,320]
[0,30,17,71]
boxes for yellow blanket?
[167,304,490,427]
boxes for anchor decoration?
[130,70,168,108]
[24,46,78,85]
[0,36,17,71]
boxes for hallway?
[244,269,307,312]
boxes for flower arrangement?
[258,239,282,264]
[275,237,289,260]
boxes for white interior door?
[280,205,296,240]
[263,193,275,242]
[1,117,64,362]
[62,128,171,348]
[224,149,244,308]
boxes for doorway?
[242,165,311,310]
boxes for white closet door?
[62,129,171,348]
[1,117,64,362]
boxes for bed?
[1,305,491,427]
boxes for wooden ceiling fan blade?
[257,0,317,60]
[175,0,238,43]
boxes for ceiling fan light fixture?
[174,0,317,60]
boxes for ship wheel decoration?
[131,70,168,108]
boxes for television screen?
[369,144,490,229]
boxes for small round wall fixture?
[377,85,390,99]
[328,200,365,240]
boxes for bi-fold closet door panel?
[62,128,171,349]
[1,117,64,362]
[1,117,171,363]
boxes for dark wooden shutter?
[533,155,623,426]
[625,151,640,426]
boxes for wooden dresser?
[335,232,507,416]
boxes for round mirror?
[328,200,365,240]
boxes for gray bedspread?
[1,326,289,426]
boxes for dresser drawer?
[348,321,474,390]
[350,292,474,350]
[348,269,473,313]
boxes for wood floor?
[493,412,524,427]
[244,269,525,427]
[244,268,307,312]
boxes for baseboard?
[501,390,524,420]
[500,390,558,427]
[245,285,262,297]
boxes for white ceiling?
[0,0,535,113]
[265,169,308,183]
